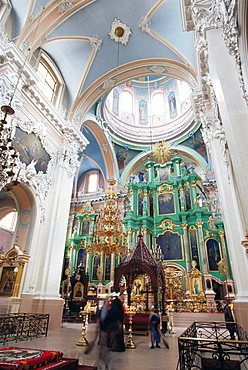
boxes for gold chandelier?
[0,105,20,192]
[91,179,127,255]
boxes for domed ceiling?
[8,0,210,189]
[101,76,193,147]
[10,0,197,120]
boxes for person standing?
[106,294,126,352]
[96,297,112,370]
[223,300,236,340]
[148,311,161,349]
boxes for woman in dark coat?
[106,295,125,352]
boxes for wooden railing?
[0,313,49,345]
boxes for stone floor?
[0,321,188,370]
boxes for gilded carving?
[159,219,179,231]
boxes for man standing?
[223,300,236,340]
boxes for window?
[87,173,98,193]
[0,211,17,231]
[152,91,165,116]
[36,52,64,108]
[77,170,103,195]
[37,60,56,102]
[122,90,133,114]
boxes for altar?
[124,312,150,335]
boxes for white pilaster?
[20,143,80,329]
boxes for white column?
[207,133,248,328]
[20,143,79,329]
[196,221,208,273]
[207,28,248,232]
[182,224,191,272]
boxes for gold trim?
[159,218,179,230]
[204,229,216,239]
[157,184,174,193]
[189,225,196,231]
[218,230,225,237]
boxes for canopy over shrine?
[114,232,166,313]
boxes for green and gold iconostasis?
[62,155,234,312]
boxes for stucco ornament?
[58,0,74,13]
[108,18,132,45]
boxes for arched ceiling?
[10,0,196,118]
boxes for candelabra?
[0,105,20,192]
[76,310,89,346]
[125,305,137,349]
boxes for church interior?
[0,0,248,368]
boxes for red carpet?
[0,347,97,370]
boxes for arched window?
[36,52,64,108]
[152,91,165,116]
[122,90,133,114]
[77,170,100,195]
[87,172,98,193]
[177,80,191,103]
[37,59,56,102]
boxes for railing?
[0,313,50,345]
[178,321,248,369]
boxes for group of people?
[95,296,236,369]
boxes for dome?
[102,76,194,147]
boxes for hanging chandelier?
[91,179,127,255]
[0,105,20,192]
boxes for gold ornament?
[152,140,171,164]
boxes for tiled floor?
[0,322,188,370]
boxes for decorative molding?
[73,112,85,127]
[108,18,132,45]
[182,0,248,105]
[147,65,168,75]
[101,143,109,151]
[101,78,117,90]
[0,41,88,152]
[19,38,32,57]
[58,0,74,13]
[0,76,82,222]
[241,231,248,254]
[221,2,248,104]
[10,115,54,223]
[27,280,36,293]
[138,18,151,34]
[56,142,81,177]
[159,219,180,230]
[90,36,102,50]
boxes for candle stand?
[76,310,89,346]
[125,305,137,349]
